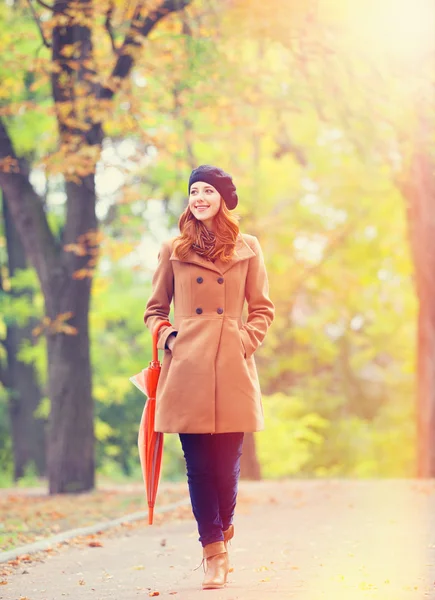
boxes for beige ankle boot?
[202,541,228,590]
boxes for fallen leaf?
[149,592,160,597]
[19,555,32,561]
[79,579,86,585]
[88,541,103,548]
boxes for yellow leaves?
[42,140,102,181]
[72,268,93,280]
[104,75,124,94]
[50,12,93,29]
[29,73,50,93]
[93,384,109,403]
[0,77,23,100]
[95,377,132,404]
[63,117,93,132]
[32,312,78,338]
[64,230,102,280]
[55,101,74,121]
[95,419,114,441]
[104,239,135,263]
[64,244,88,258]
[60,43,83,59]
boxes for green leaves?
[257,393,329,478]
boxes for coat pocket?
[239,328,247,358]
[168,331,179,358]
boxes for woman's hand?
[166,332,177,352]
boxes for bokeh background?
[0,0,434,492]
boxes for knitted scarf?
[191,224,217,262]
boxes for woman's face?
[189,181,222,229]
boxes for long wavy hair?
[174,199,240,263]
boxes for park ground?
[1,479,434,600]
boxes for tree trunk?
[6,324,46,479]
[240,432,261,480]
[46,302,94,493]
[2,193,46,479]
[402,147,435,477]
[46,178,96,493]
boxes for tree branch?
[105,1,118,55]
[35,0,54,10]
[99,0,192,100]
[26,0,52,48]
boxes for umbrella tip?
[148,506,154,525]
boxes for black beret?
[188,165,238,210]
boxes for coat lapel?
[217,235,256,274]
[169,234,255,274]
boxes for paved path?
[2,480,435,600]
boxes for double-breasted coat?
[144,233,274,434]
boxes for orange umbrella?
[130,320,172,525]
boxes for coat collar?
[169,234,255,274]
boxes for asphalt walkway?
[2,480,434,600]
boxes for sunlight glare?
[345,0,435,58]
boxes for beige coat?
[144,233,274,434]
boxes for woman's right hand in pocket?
[166,332,177,352]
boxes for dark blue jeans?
[179,432,244,547]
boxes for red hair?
[174,200,240,263]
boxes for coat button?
[217,308,223,315]
[196,307,203,314]
[217,277,224,284]
[196,277,203,283]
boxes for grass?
[0,481,188,553]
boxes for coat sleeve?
[240,236,275,359]
[143,241,178,351]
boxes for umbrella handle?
[152,320,172,362]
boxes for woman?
[144,165,274,590]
